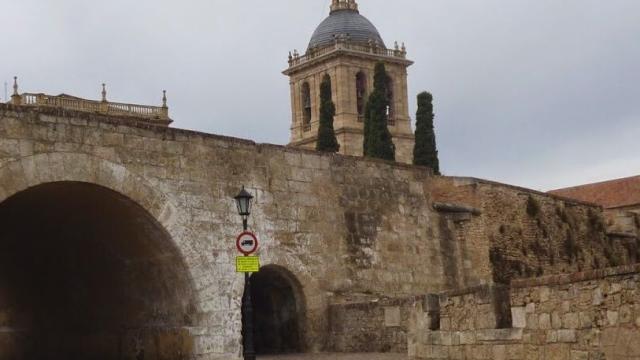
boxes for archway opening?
[250,266,305,355]
[0,182,196,360]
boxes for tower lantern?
[284,0,415,164]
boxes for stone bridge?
[0,104,449,359]
[1,104,628,359]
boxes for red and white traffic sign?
[236,231,259,255]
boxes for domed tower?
[284,0,415,163]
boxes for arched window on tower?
[301,82,311,132]
[385,76,395,126]
[356,71,367,122]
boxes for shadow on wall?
[0,181,197,360]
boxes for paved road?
[260,354,408,360]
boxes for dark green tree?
[363,62,395,161]
[316,74,340,152]
[413,91,440,174]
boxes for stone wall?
[0,104,445,358]
[409,264,640,359]
[327,295,415,353]
[429,177,628,288]
[0,104,633,358]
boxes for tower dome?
[308,0,386,50]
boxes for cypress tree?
[316,74,340,152]
[363,62,395,161]
[413,91,440,174]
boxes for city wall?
[0,104,633,358]
[409,264,640,360]
[0,104,448,359]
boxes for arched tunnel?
[0,182,196,359]
[251,265,305,355]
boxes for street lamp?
[234,186,256,360]
[234,186,253,231]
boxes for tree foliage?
[316,74,340,153]
[363,62,395,161]
[413,91,440,174]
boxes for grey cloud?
[1,0,638,190]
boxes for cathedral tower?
[284,0,415,163]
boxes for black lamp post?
[234,186,256,360]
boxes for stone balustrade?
[9,78,171,126]
[288,40,409,68]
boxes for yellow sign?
[236,256,260,273]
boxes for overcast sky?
[1,0,638,191]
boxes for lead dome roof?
[308,9,386,50]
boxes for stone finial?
[12,76,18,96]
[330,0,358,13]
[162,90,167,108]
[394,41,399,51]
[10,76,22,105]
[101,83,107,102]
[288,51,293,62]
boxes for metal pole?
[241,216,256,360]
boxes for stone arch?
[0,153,200,359]
[0,153,176,226]
[250,264,307,355]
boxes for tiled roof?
[548,175,640,209]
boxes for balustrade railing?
[288,41,408,67]
[15,93,169,122]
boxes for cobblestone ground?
[259,354,408,360]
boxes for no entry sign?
[236,231,259,255]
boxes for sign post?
[233,186,257,360]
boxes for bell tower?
[284,0,415,163]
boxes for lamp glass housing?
[234,187,253,217]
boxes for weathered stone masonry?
[0,104,449,359]
[0,104,635,359]
[409,264,640,359]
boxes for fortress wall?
[0,104,447,357]
[409,264,640,360]
[428,176,628,288]
[327,295,416,353]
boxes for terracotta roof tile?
[548,176,640,209]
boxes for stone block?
[512,307,526,328]
[459,331,476,345]
[557,329,577,343]
[570,350,589,360]
[578,311,593,329]
[476,328,523,342]
[593,288,604,306]
[492,345,507,360]
[540,287,550,302]
[539,313,551,329]
[385,306,401,327]
[606,311,618,326]
[562,313,579,329]
[551,312,562,329]
[526,302,536,313]
[526,314,539,330]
